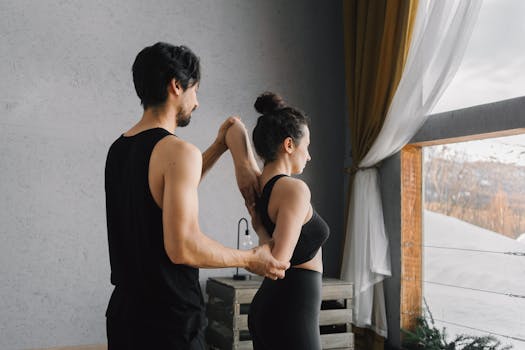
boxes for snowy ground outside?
[424,210,525,349]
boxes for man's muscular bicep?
[161,144,202,263]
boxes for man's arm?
[201,117,237,179]
[201,142,227,180]
[162,140,289,278]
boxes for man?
[104,42,289,349]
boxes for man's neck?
[140,104,177,134]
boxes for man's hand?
[201,117,239,180]
[215,116,240,152]
[246,243,290,280]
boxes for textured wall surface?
[0,1,345,348]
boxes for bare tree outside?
[424,138,525,240]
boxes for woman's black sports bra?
[256,174,330,266]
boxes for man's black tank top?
[256,174,330,266]
[104,128,205,333]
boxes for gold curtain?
[342,0,418,348]
[344,0,417,166]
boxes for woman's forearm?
[225,121,261,205]
[225,121,260,174]
[253,225,272,245]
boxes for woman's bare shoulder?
[273,176,311,201]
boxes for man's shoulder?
[105,136,126,166]
[155,136,202,173]
[158,136,200,158]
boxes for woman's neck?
[261,159,292,179]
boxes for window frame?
[398,96,525,335]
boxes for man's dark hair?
[132,42,201,109]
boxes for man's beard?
[176,110,191,127]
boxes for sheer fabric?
[341,0,482,337]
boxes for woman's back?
[257,174,329,267]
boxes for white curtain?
[341,0,483,338]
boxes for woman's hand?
[247,201,262,231]
[247,201,271,244]
[236,163,261,209]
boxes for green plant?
[401,299,513,350]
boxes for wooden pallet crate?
[205,276,354,350]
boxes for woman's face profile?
[291,125,311,174]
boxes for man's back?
[104,42,287,350]
[104,128,205,338]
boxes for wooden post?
[400,145,423,334]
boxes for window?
[423,134,525,349]
[399,98,525,348]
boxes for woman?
[247,92,330,350]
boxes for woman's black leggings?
[248,267,322,350]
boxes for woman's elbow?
[271,248,293,264]
[225,120,246,146]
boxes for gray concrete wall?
[0,1,345,348]
[380,96,525,349]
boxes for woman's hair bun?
[254,91,286,115]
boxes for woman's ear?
[283,137,294,154]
